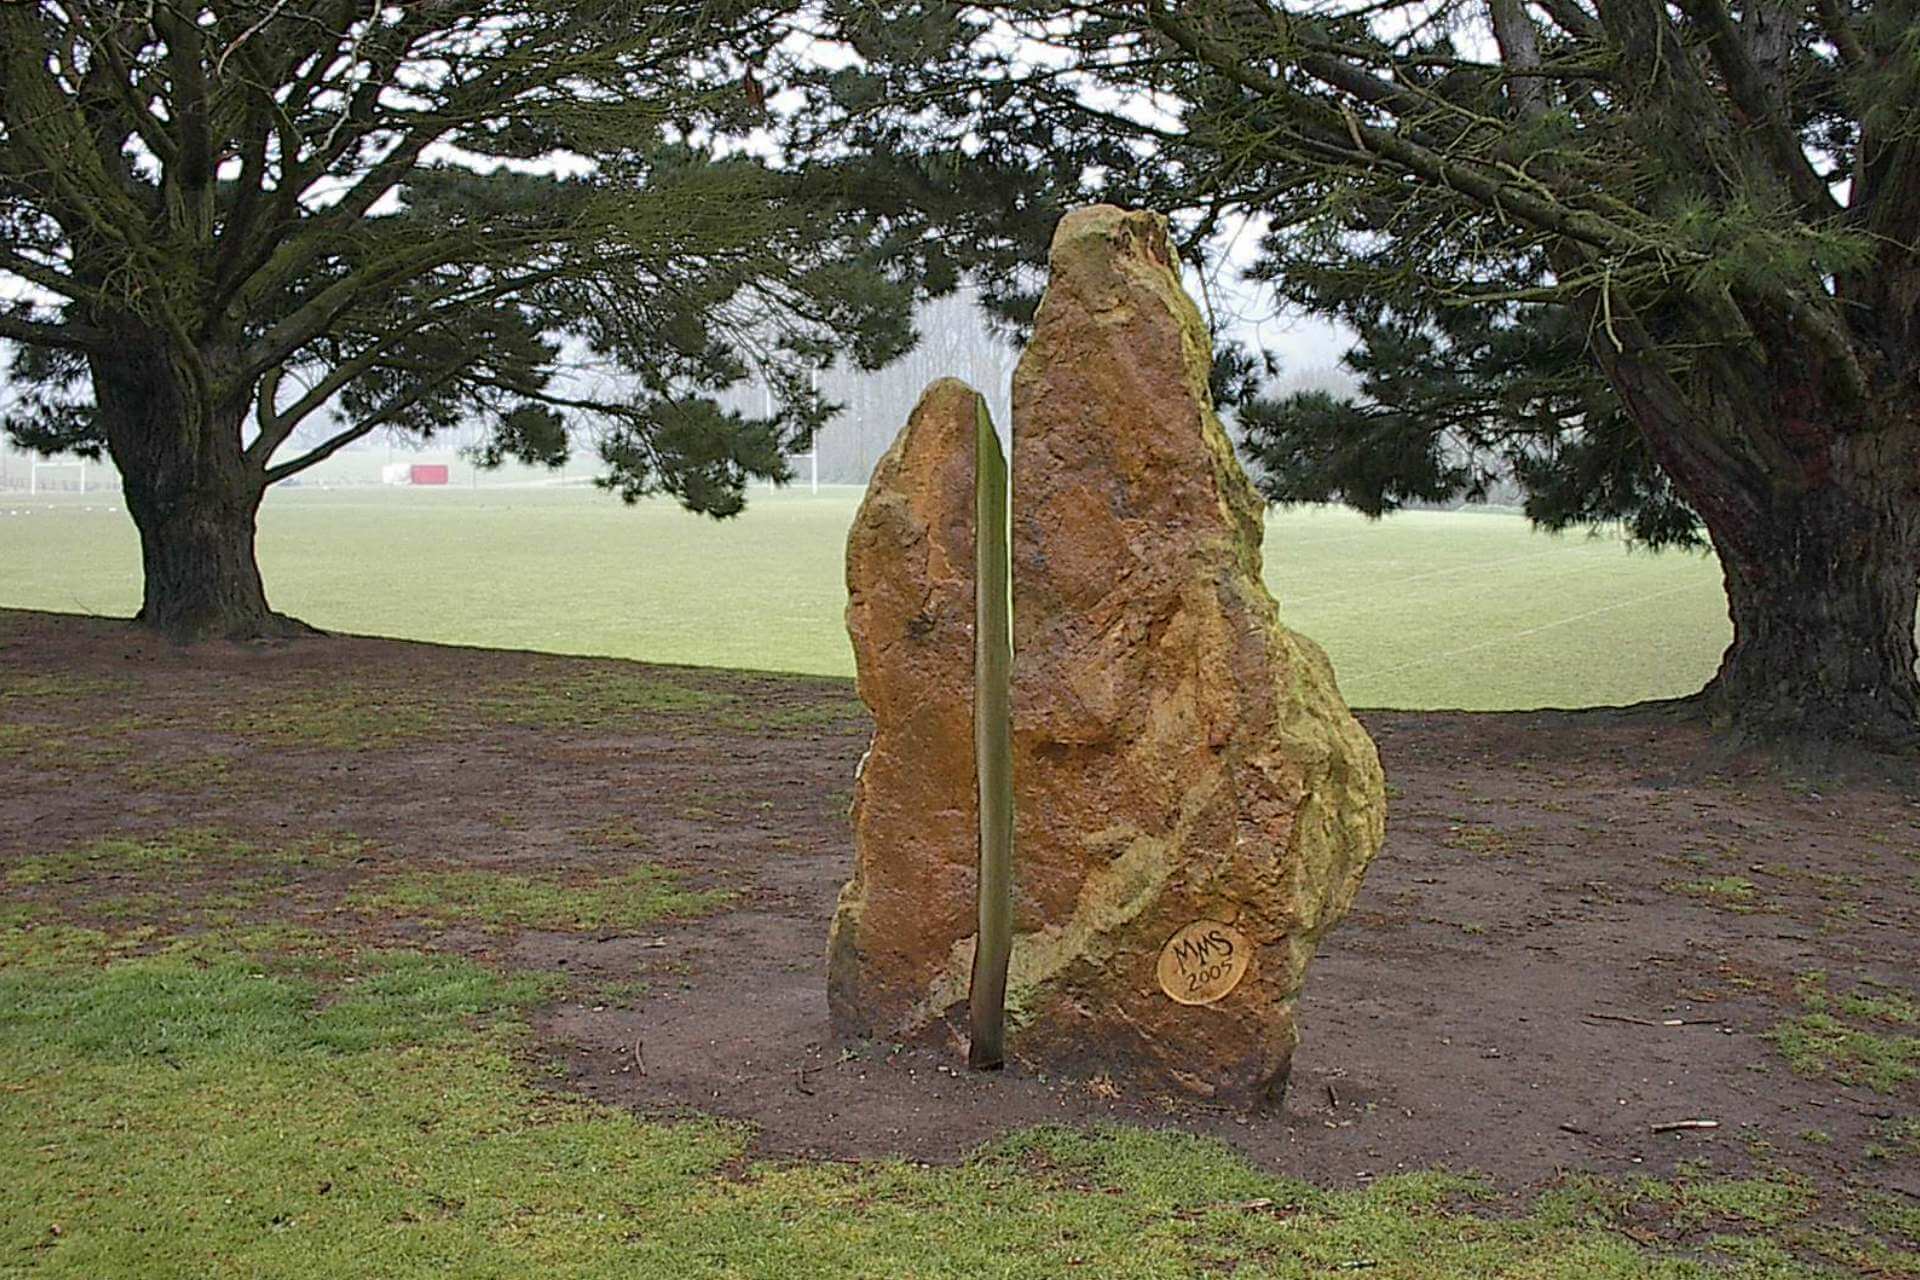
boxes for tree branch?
[0,245,91,303]
[1809,0,1868,67]
[0,311,110,351]
[1144,3,1667,258]
[154,4,215,237]
[1534,0,1604,40]
[1488,0,1549,120]
[261,363,465,483]
[1674,0,1841,216]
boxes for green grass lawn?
[0,485,1733,709]
[2,922,1892,1279]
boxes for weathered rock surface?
[827,378,985,1037]
[829,207,1386,1104]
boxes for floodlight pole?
[808,364,819,495]
[765,383,777,493]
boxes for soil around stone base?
[3,606,1916,1204]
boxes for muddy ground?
[3,606,1916,1208]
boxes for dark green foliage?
[824,0,1920,745]
[0,1,1017,634]
[0,1,943,508]
[1240,304,1704,549]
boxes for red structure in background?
[409,464,450,486]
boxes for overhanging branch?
[1143,3,1667,260]
[0,311,110,351]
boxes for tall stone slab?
[999,205,1385,1102]
[829,208,1386,1105]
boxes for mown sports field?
[0,484,1731,709]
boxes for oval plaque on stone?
[1155,920,1251,1005]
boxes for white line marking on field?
[1281,543,1622,610]
[1345,579,1721,681]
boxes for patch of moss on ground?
[0,672,131,701]
[215,671,861,750]
[1664,875,1767,911]
[6,828,365,889]
[486,672,862,735]
[222,687,449,748]
[349,866,730,933]
[0,721,136,771]
[1769,973,1920,1093]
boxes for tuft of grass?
[4,830,371,940]
[1836,986,1919,1026]
[1441,824,1526,857]
[0,921,151,970]
[350,865,730,933]
[223,687,447,748]
[0,901,44,929]
[1866,1117,1920,1162]
[1664,875,1764,910]
[573,821,656,852]
[483,672,727,728]
[1770,972,1920,1093]
[578,976,653,1006]
[2,953,534,1066]
[1769,1014,1920,1093]
[484,672,861,735]
[0,672,129,700]
[122,753,235,791]
[6,828,364,888]
[1864,1193,1920,1242]
[215,670,860,751]
[1637,1175,1819,1230]
[0,721,135,771]
[7,827,237,886]
[0,713,232,784]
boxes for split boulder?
[827,207,1386,1105]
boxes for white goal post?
[29,458,86,495]
[760,367,820,495]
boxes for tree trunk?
[124,465,288,642]
[90,332,308,642]
[1697,429,1920,751]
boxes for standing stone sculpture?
[828,206,1386,1105]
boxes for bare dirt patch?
[4,606,1916,1210]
